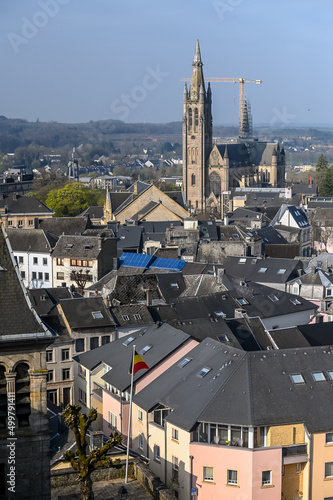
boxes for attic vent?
[84,245,92,249]
[40,295,47,302]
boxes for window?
[38,272,43,280]
[290,298,301,305]
[18,256,24,264]
[290,373,305,384]
[44,273,50,281]
[296,463,302,474]
[172,456,179,483]
[261,470,272,485]
[215,311,226,318]
[61,349,70,361]
[91,311,103,319]
[33,257,38,265]
[312,371,326,382]
[139,433,144,450]
[46,350,53,362]
[227,469,238,485]
[42,258,47,266]
[76,339,84,352]
[139,345,152,355]
[325,462,333,478]
[236,298,249,306]
[178,357,192,368]
[57,272,65,280]
[154,445,160,462]
[327,289,332,297]
[32,272,37,280]
[197,367,211,378]
[8,220,12,226]
[123,336,135,346]
[277,269,286,274]
[170,283,179,289]
[56,258,64,266]
[134,314,142,320]
[258,267,267,273]
[47,370,53,382]
[138,410,143,422]
[108,411,117,429]
[21,271,25,279]
[28,219,34,226]
[268,294,279,302]
[153,405,170,427]
[326,433,333,444]
[78,365,86,379]
[18,220,23,227]
[90,337,99,350]
[328,371,333,380]
[172,428,179,441]
[62,368,70,381]
[191,173,196,185]
[47,389,57,405]
[217,334,229,342]
[78,388,86,405]
[232,233,239,238]
[102,336,110,345]
[203,466,214,482]
[238,258,246,264]
[122,315,130,321]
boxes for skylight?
[122,315,130,321]
[238,258,246,264]
[178,357,192,368]
[123,336,135,346]
[258,267,267,273]
[312,371,326,382]
[215,311,226,318]
[268,295,279,302]
[277,269,286,274]
[217,334,229,342]
[232,234,239,238]
[290,373,305,384]
[237,298,249,306]
[91,311,103,319]
[197,367,211,378]
[139,345,152,355]
[65,244,73,249]
[170,283,179,289]
[327,370,333,380]
[290,298,301,305]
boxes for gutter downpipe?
[189,455,194,500]
[309,433,313,500]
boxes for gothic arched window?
[209,171,222,197]
[15,363,31,427]
[194,108,199,131]
[188,108,193,131]
[191,174,196,186]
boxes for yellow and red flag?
[129,350,149,375]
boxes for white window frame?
[172,428,179,441]
[203,466,214,482]
[262,470,272,485]
[138,409,143,422]
[227,469,238,485]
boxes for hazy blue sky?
[2,0,333,126]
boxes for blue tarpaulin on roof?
[119,252,186,271]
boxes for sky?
[1,0,333,127]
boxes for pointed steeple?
[190,39,205,100]
[183,82,188,102]
[224,145,229,160]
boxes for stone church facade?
[182,40,285,216]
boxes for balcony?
[282,444,308,464]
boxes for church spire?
[190,39,205,100]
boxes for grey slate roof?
[254,226,288,245]
[268,327,311,349]
[7,228,58,252]
[223,256,303,285]
[134,338,333,433]
[216,142,278,169]
[38,216,92,236]
[0,194,53,215]
[110,304,155,327]
[29,287,81,317]
[52,235,109,259]
[74,323,190,391]
[59,297,116,331]
[79,206,104,219]
[156,272,186,303]
[0,225,46,337]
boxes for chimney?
[235,308,245,318]
[146,286,151,307]
[217,268,225,284]
[133,182,138,196]
[113,257,119,270]
[13,193,18,201]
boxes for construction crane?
[181,77,262,138]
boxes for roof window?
[197,367,211,378]
[65,244,73,249]
[268,294,279,302]
[290,298,301,305]
[327,370,333,380]
[217,334,229,342]
[214,311,226,318]
[232,234,239,238]
[91,311,103,319]
[290,373,305,384]
[139,345,152,355]
[123,336,135,346]
[238,258,246,264]
[170,283,179,289]
[236,298,249,306]
[277,269,286,274]
[178,357,192,368]
[312,371,326,382]
[258,267,267,273]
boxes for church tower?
[182,40,212,213]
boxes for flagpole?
[125,344,135,484]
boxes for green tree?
[46,183,104,217]
[316,154,329,195]
[320,166,333,196]
[63,405,121,500]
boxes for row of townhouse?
[6,228,117,290]
[74,330,333,500]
